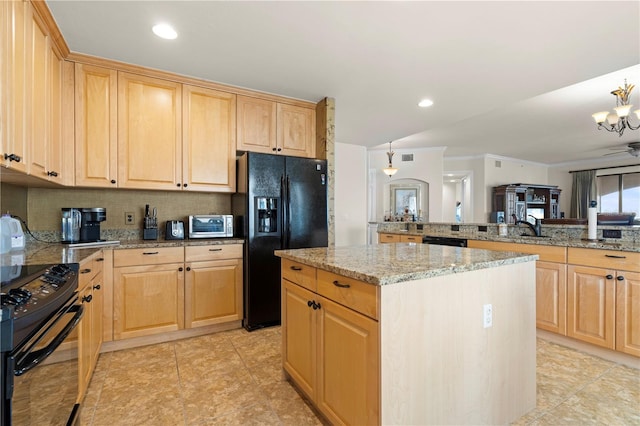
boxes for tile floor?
[80,327,639,425]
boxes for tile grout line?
[173,343,189,426]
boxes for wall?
[369,147,445,222]
[334,143,368,246]
[0,184,28,220]
[444,157,484,222]
[26,187,230,233]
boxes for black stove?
[1,263,79,351]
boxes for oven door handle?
[13,304,84,376]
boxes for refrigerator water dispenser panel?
[256,197,278,234]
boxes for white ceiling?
[46,1,640,166]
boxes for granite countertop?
[379,230,640,253]
[0,238,245,267]
[275,244,538,286]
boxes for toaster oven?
[188,215,234,238]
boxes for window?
[597,172,640,223]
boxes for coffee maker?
[79,208,106,242]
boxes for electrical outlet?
[483,304,493,328]
[125,212,135,225]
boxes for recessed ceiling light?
[418,99,434,108]
[152,23,178,40]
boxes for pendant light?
[382,141,398,177]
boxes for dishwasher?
[422,235,468,247]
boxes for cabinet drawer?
[78,251,104,286]
[379,233,400,243]
[282,259,316,292]
[317,270,378,320]
[185,244,243,262]
[568,248,640,272]
[113,247,184,267]
[401,235,421,243]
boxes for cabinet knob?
[277,148,282,152]
[186,267,191,271]
[307,300,313,307]
[110,179,116,184]
[47,171,58,177]
[183,183,188,188]
[606,274,613,280]
[4,153,21,162]
[82,294,93,303]
[178,267,183,272]
[617,275,625,281]
[177,183,181,187]
[272,147,277,152]
[93,284,101,290]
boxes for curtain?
[570,170,596,218]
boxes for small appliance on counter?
[143,205,158,240]
[61,208,81,243]
[79,208,106,242]
[188,215,233,238]
[165,220,185,240]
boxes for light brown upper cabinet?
[117,72,182,190]
[277,103,316,158]
[28,7,48,179]
[3,0,29,173]
[237,95,316,158]
[75,64,118,187]
[182,85,236,192]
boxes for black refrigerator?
[232,152,328,331]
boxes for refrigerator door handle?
[285,175,291,248]
[280,175,286,248]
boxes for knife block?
[143,228,158,240]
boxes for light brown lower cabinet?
[78,253,104,400]
[378,233,400,243]
[184,244,243,328]
[616,270,640,357]
[282,260,379,425]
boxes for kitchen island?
[276,244,538,425]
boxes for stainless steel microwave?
[188,215,233,238]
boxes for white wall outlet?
[483,304,493,328]
[125,212,135,225]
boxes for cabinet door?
[0,1,6,164]
[282,279,317,401]
[118,72,182,190]
[78,283,93,399]
[91,271,104,368]
[378,233,400,243]
[567,265,615,349]
[75,64,117,187]
[317,296,379,426]
[113,263,185,340]
[182,85,236,192]
[184,259,242,328]
[616,270,640,356]
[536,261,567,335]
[28,7,48,179]
[4,0,29,172]
[236,95,276,154]
[277,103,315,158]
[47,44,64,183]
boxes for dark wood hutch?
[493,184,561,224]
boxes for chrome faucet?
[512,214,542,237]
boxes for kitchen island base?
[279,249,537,425]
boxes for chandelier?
[382,141,398,176]
[592,79,640,136]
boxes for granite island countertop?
[0,238,245,267]
[275,244,538,286]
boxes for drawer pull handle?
[96,258,104,262]
[291,266,302,271]
[307,300,313,307]
[82,294,92,303]
[606,274,614,280]
[605,254,626,259]
[143,251,159,255]
[617,275,625,281]
[80,268,91,274]
[209,248,222,252]
[93,284,101,290]
[333,280,351,289]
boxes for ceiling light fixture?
[418,99,434,108]
[382,141,398,177]
[152,23,178,40]
[592,79,640,136]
